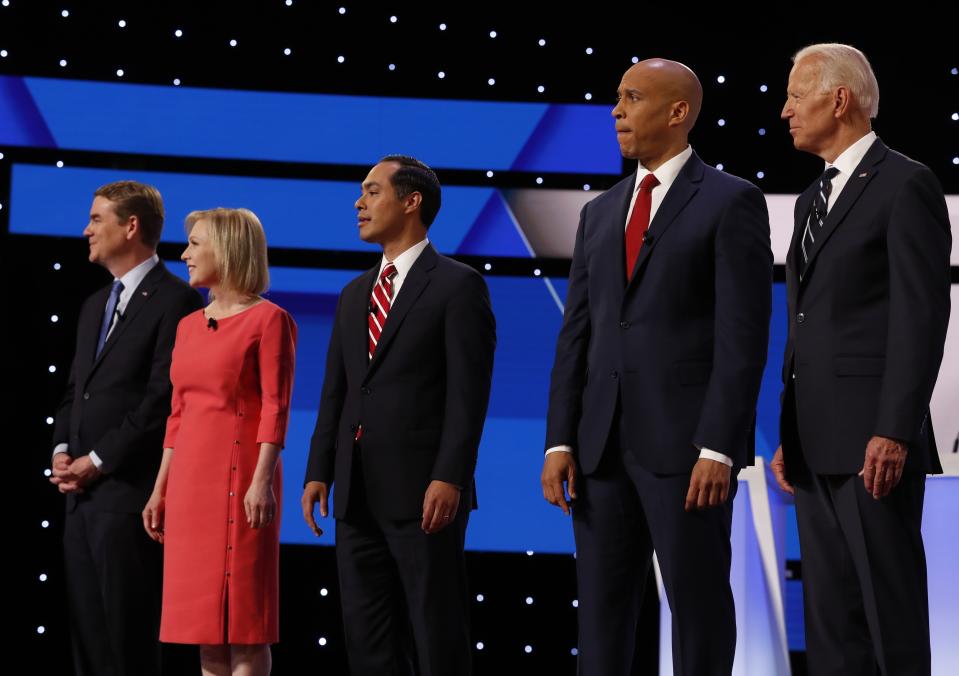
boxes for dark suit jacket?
[306,244,496,521]
[52,260,203,513]
[546,151,773,474]
[780,138,951,475]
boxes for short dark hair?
[94,180,165,248]
[380,155,442,227]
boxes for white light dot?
[486,170,494,178]
[571,648,579,656]
[118,19,126,28]
[56,160,64,168]
[535,177,543,185]
[583,184,590,191]
[318,637,327,646]
[953,157,959,165]
[526,550,534,556]
[320,587,328,597]
[48,365,57,373]
[951,113,958,121]
[229,39,237,47]
[476,642,485,650]
[46,417,54,425]
[174,29,182,38]
[760,84,768,93]
[2,0,9,6]
[61,9,69,18]
[41,520,50,528]
[59,59,67,67]
[437,71,445,79]
[572,599,580,608]
[488,78,495,86]
[538,38,546,47]
[0,152,4,160]
[39,574,48,582]
[756,171,765,179]
[489,30,497,38]
[388,63,395,71]
[37,626,45,634]
[337,55,345,63]
[173,78,181,86]
[717,75,726,84]
[951,67,958,75]
[338,6,345,13]
[281,47,291,56]
[44,468,52,477]
[716,163,724,171]
[585,47,593,55]
[439,23,446,30]
[584,92,592,101]
[758,128,766,136]
[286,0,293,5]
[484,263,492,271]
[51,315,59,323]
[717,119,726,127]
[533,269,542,277]
[537,85,545,93]
[631,56,639,64]
[116,69,124,77]
[525,596,534,605]
[0,202,2,210]
[476,593,484,602]
[54,263,62,270]
[0,50,7,58]
[524,645,533,654]
[390,15,397,23]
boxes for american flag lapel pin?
[858,172,868,178]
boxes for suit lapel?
[602,175,634,302]
[800,139,886,282]
[87,261,166,380]
[365,244,436,379]
[625,151,703,295]
[349,267,378,377]
[80,285,111,370]
[788,182,818,289]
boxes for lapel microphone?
[207,316,218,331]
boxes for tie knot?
[822,166,839,183]
[111,280,125,295]
[380,263,398,283]
[639,173,660,193]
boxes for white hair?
[793,43,880,118]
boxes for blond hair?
[185,207,270,296]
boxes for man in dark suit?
[772,43,951,676]
[541,59,773,676]
[50,181,202,676]
[302,155,496,675]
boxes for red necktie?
[368,262,398,359]
[625,173,660,280]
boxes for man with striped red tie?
[303,155,496,675]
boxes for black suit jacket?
[306,244,496,521]
[546,151,773,474]
[781,138,951,475]
[52,260,203,513]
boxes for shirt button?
[83,393,90,400]
[229,519,234,524]
[229,492,235,496]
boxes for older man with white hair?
[773,43,951,675]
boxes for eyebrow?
[618,87,642,97]
[362,181,382,189]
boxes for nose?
[780,100,791,120]
[83,222,93,237]
[180,247,189,262]
[611,102,623,119]
[354,195,364,210]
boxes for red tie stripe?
[368,262,398,359]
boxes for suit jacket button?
[797,312,805,324]
[361,387,371,395]
[620,321,630,329]
[83,393,90,400]
[610,371,618,379]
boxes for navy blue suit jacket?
[546,151,773,474]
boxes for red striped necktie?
[368,262,398,360]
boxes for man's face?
[355,161,409,245]
[611,64,674,161]
[83,196,133,268]
[781,57,839,156]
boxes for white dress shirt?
[377,238,430,300]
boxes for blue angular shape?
[511,104,622,175]
[456,191,531,257]
[0,76,56,147]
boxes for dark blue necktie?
[96,280,124,357]
[800,166,840,276]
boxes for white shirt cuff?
[52,443,69,459]
[88,451,104,469]
[698,448,734,467]
[545,445,573,456]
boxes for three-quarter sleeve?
[163,318,189,449]
[256,307,298,447]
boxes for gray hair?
[793,43,879,118]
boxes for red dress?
[160,300,296,644]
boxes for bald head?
[612,58,703,169]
